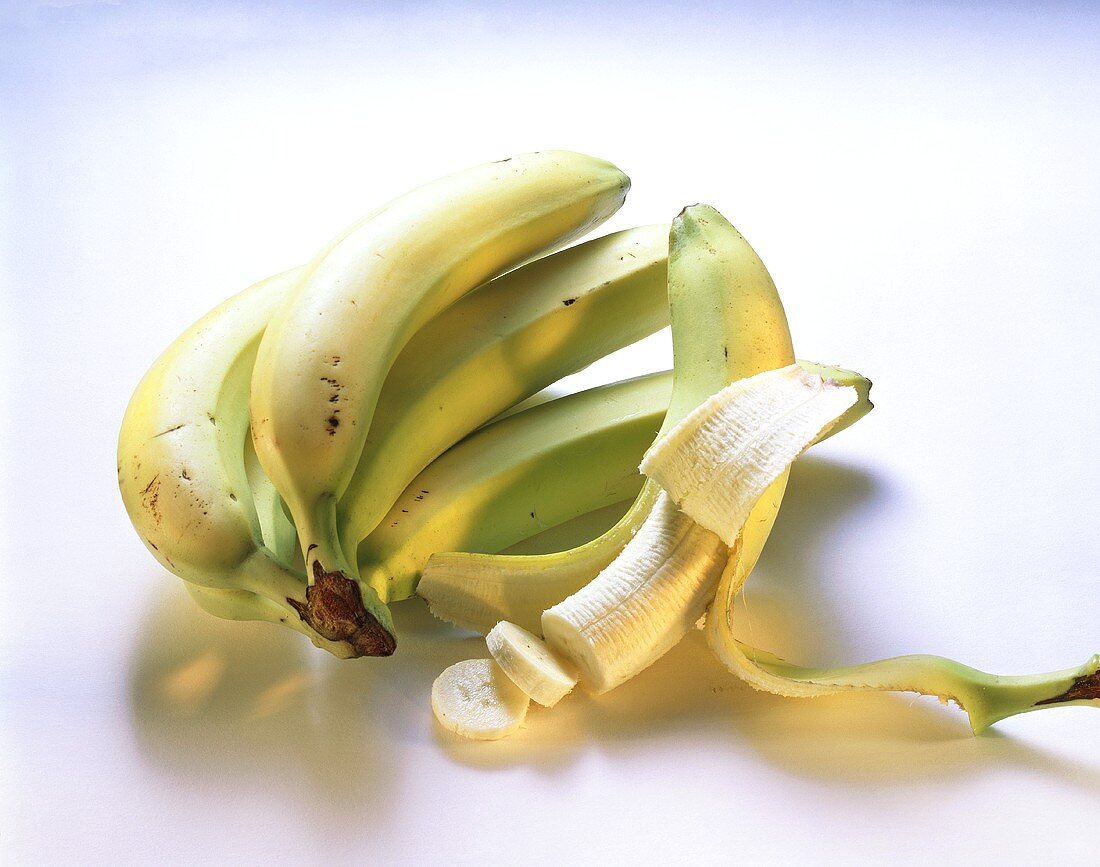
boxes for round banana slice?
[431,658,530,740]
[486,621,579,707]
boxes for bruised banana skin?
[116,269,356,657]
[417,361,871,635]
[358,371,673,601]
[251,151,631,655]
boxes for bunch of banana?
[428,205,1098,740]
[121,151,678,656]
[119,150,1096,742]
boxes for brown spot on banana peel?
[287,562,396,657]
[1035,665,1100,707]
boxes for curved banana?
[538,205,797,692]
[116,268,354,657]
[418,360,872,635]
[358,371,673,600]
[118,270,297,584]
[251,151,630,655]
[338,224,669,561]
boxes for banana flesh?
[251,151,630,654]
[431,659,530,740]
[542,493,728,693]
[541,366,858,694]
[486,621,578,707]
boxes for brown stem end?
[288,562,396,657]
[1035,667,1100,707]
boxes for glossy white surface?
[3,2,1098,862]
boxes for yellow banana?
[251,151,630,654]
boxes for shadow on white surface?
[128,458,1099,796]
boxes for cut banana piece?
[486,621,578,707]
[431,659,530,740]
[641,363,858,545]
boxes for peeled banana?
[432,658,530,740]
[418,360,871,635]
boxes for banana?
[251,151,630,655]
[358,371,672,600]
[538,205,798,694]
[418,361,871,635]
[338,224,670,562]
[485,621,578,707]
[116,268,356,657]
[543,492,729,693]
[432,659,530,740]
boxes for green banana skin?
[359,370,675,601]
[417,361,868,636]
[735,644,1100,733]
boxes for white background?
[3,1,1099,863]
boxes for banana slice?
[486,621,578,707]
[431,658,530,740]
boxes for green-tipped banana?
[417,361,872,635]
[358,371,673,599]
[251,151,630,655]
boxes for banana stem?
[232,549,374,659]
[293,497,396,657]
